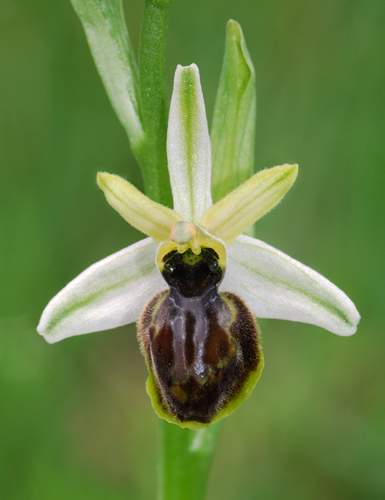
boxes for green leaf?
[211,19,257,203]
[137,0,173,206]
[71,0,144,147]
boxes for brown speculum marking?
[138,248,261,424]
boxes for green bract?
[211,20,256,203]
[37,64,360,429]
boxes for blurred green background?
[1,0,384,498]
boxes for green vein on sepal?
[46,262,155,336]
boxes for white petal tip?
[36,307,70,344]
[333,309,360,336]
[176,63,198,72]
[37,331,57,345]
[36,322,59,344]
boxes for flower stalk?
[158,420,222,500]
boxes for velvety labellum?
[138,248,262,426]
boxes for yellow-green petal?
[97,172,183,242]
[202,164,298,245]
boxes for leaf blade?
[71,0,144,146]
[211,20,256,203]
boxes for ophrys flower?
[38,64,360,430]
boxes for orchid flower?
[37,64,360,430]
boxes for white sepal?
[221,235,360,335]
[167,64,212,222]
[38,238,165,343]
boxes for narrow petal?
[38,238,165,343]
[202,164,298,245]
[221,235,360,335]
[97,172,182,242]
[167,64,212,222]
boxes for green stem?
[138,0,173,206]
[137,2,222,498]
[158,420,222,500]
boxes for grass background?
[1,0,384,498]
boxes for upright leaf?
[138,0,173,206]
[71,0,143,147]
[211,20,256,203]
